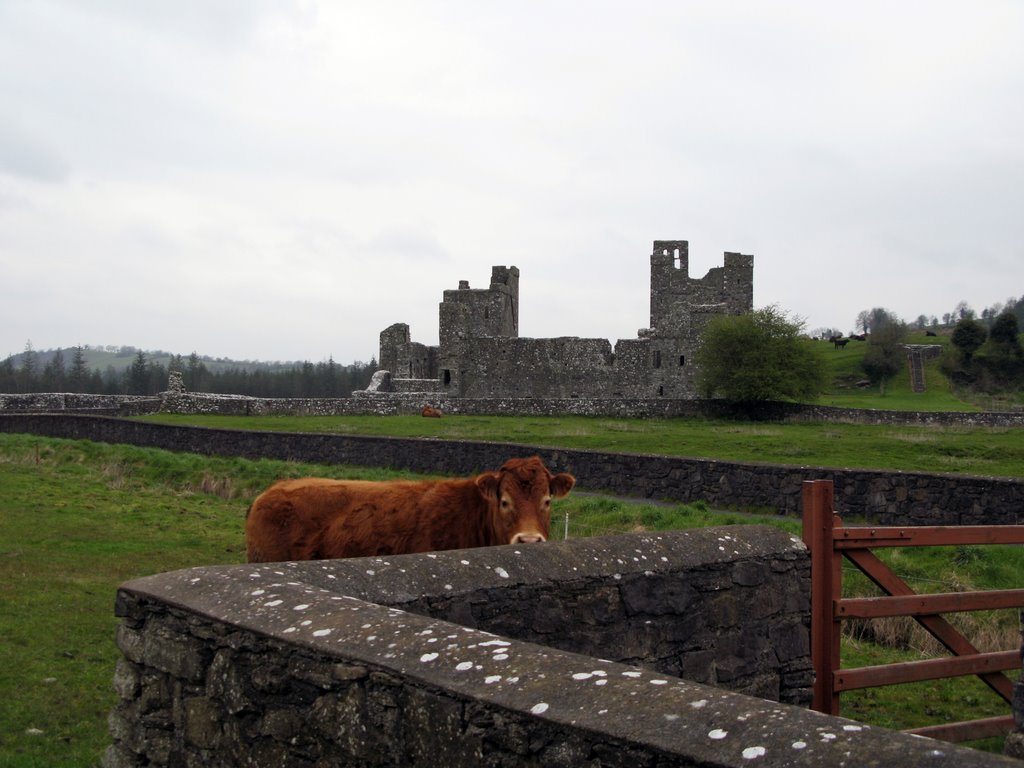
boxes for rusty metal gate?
[802,479,1024,743]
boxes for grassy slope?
[138,413,1024,480]
[812,333,971,411]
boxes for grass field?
[1,430,1021,764]
[138,412,1024,480]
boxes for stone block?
[142,625,210,682]
[183,696,222,750]
[112,659,139,700]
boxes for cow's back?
[245,477,483,562]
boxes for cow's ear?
[475,472,501,498]
[549,473,576,498]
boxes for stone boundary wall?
[104,528,1013,767]
[0,392,160,416]
[2,413,1022,526]
[2,391,1023,428]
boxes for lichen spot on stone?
[709,729,728,740]
[531,703,549,715]
[420,653,439,663]
[455,662,473,671]
[742,746,766,759]
[690,699,708,709]
[312,629,331,637]
[791,741,807,750]
[494,567,509,579]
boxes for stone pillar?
[166,371,186,394]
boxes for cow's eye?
[499,496,513,514]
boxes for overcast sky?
[1,1,1022,365]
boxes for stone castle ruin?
[370,240,754,400]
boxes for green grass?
[841,640,1016,754]
[137,413,1024,479]
[0,435,418,767]
[1,433,1020,764]
[812,334,974,411]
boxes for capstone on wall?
[375,239,754,400]
[103,529,1015,767]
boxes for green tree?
[69,346,90,392]
[697,305,828,408]
[19,340,38,392]
[977,311,1023,388]
[951,317,988,364]
[989,311,1022,351]
[0,356,16,392]
[185,352,209,392]
[41,348,67,391]
[861,310,908,395]
[127,350,149,395]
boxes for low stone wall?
[103,527,1013,767]
[0,392,159,416]
[2,413,1022,526]
[2,390,1023,427]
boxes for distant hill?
[4,345,312,374]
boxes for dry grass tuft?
[187,472,238,499]
[844,612,1021,656]
[101,460,133,488]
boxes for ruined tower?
[649,240,754,335]
[368,239,753,401]
[641,240,754,397]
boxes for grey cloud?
[0,119,71,182]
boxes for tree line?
[809,294,1024,341]
[698,304,1023,409]
[0,347,377,397]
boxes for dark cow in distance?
[245,456,576,562]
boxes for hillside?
[5,345,311,374]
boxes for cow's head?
[476,456,575,545]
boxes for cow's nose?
[512,532,546,544]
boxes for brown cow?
[421,405,443,417]
[245,456,575,562]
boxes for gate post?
[803,479,841,715]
